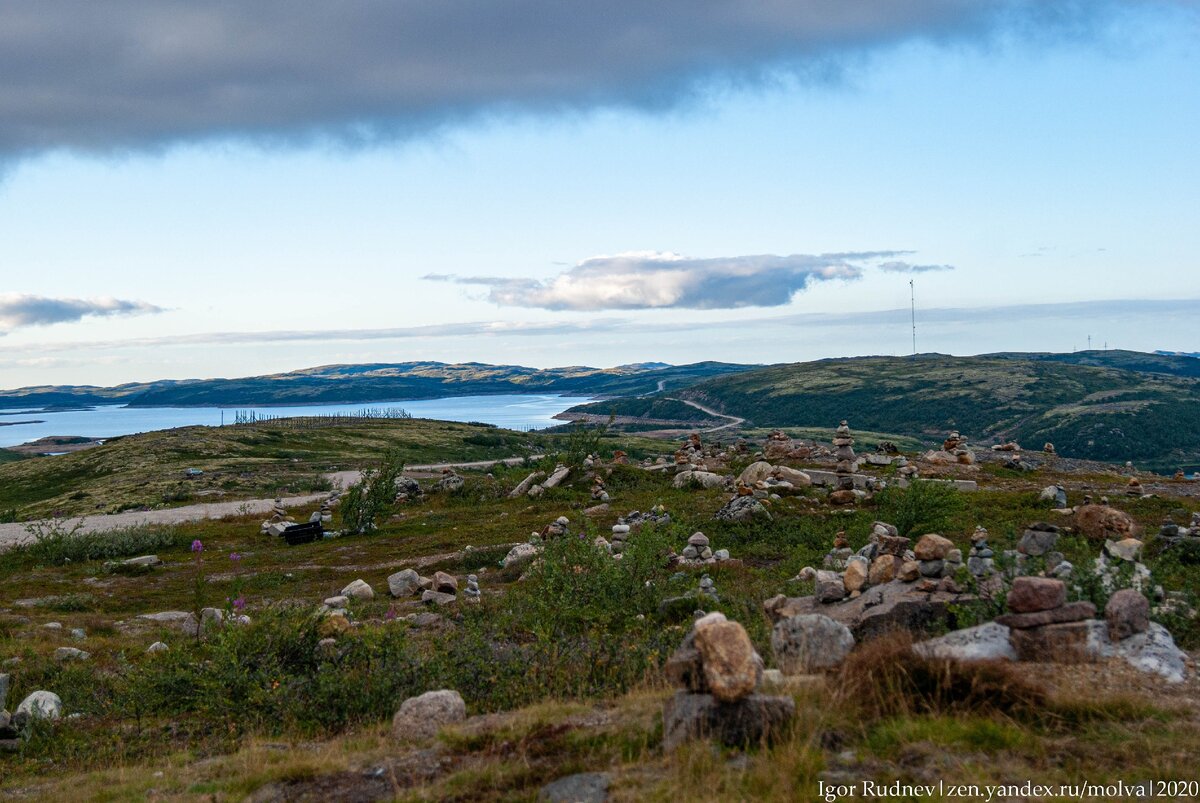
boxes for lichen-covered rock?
[391,689,466,740]
[770,614,854,674]
[737,461,774,486]
[1105,589,1151,641]
[17,691,62,721]
[341,579,374,600]
[1007,576,1066,613]
[662,691,795,752]
[387,568,422,598]
[714,495,771,523]
[914,622,1017,662]
[1073,505,1138,542]
[693,617,761,703]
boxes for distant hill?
[0,361,757,409]
[569,352,1200,469]
[987,349,1200,378]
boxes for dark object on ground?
[283,521,324,546]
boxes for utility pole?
[910,279,917,357]
[1088,334,1092,351]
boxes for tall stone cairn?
[833,420,857,489]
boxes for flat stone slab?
[914,622,1017,662]
[996,601,1095,629]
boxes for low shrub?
[2,521,190,567]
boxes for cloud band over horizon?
[0,294,163,333]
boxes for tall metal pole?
[910,279,916,356]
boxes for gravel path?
[0,456,539,548]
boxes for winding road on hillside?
[667,398,745,433]
[0,456,540,548]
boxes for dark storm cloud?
[0,294,163,332]
[0,1,1185,158]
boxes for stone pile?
[618,506,670,530]
[967,526,996,576]
[1039,484,1068,508]
[609,523,630,556]
[1157,512,1200,548]
[422,571,459,606]
[661,613,794,751]
[394,476,423,503]
[1043,442,1056,455]
[590,476,609,503]
[463,574,481,602]
[832,421,858,487]
[678,531,732,565]
[1013,522,1073,579]
[991,441,1021,452]
[698,574,719,603]
[433,469,464,494]
[713,494,771,523]
[260,497,296,536]
[526,464,571,498]
[822,531,853,571]
[999,577,1095,661]
[1126,476,1144,497]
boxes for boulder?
[770,614,854,674]
[713,495,771,523]
[391,689,466,740]
[17,691,62,721]
[814,570,847,603]
[1104,538,1143,562]
[662,691,795,752]
[53,647,90,661]
[1073,504,1138,541]
[914,622,1017,662]
[1085,621,1189,683]
[387,568,422,598]
[1105,589,1151,641]
[869,555,899,586]
[765,582,968,641]
[421,590,457,606]
[501,542,540,569]
[772,466,812,487]
[538,773,612,803]
[432,571,458,594]
[843,559,868,593]
[693,618,761,703]
[1017,526,1059,557]
[1006,577,1066,613]
[146,641,169,654]
[913,534,954,561]
[673,470,726,490]
[737,461,774,486]
[340,579,374,600]
[1009,621,1091,662]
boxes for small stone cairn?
[661,613,794,751]
[395,476,423,503]
[1126,476,1144,497]
[609,523,630,556]
[943,431,975,465]
[463,574,481,602]
[1012,522,1073,579]
[1157,512,1200,548]
[590,476,609,503]
[832,420,858,489]
[999,576,1095,661]
[433,469,464,494]
[967,526,996,576]
[260,497,297,536]
[679,531,732,566]
[698,574,719,603]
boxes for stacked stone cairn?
[500,515,569,570]
[1043,442,1056,455]
[463,574,481,602]
[832,420,858,489]
[591,476,610,503]
[1012,522,1073,579]
[942,431,975,465]
[998,576,1095,661]
[608,523,630,556]
[394,476,423,503]
[967,526,996,577]
[678,531,732,566]
[822,531,853,571]
[422,571,459,606]
[1126,476,1144,497]
[260,497,297,536]
[698,574,719,603]
[432,469,464,494]
[662,613,794,751]
[619,506,670,530]
[1157,512,1200,548]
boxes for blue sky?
[0,1,1197,387]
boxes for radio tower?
[910,279,917,357]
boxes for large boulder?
[770,614,854,674]
[1085,621,1190,682]
[914,622,1017,662]
[714,496,771,524]
[1073,505,1138,542]
[913,534,954,561]
[387,568,422,598]
[1006,577,1066,613]
[693,617,761,703]
[341,579,375,600]
[17,691,62,721]
[501,542,540,569]
[673,470,726,490]
[772,466,812,487]
[391,690,466,740]
[737,461,774,486]
[1105,589,1151,641]
[662,691,795,752]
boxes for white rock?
[914,623,1017,662]
[387,568,422,598]
[737,461,774,486]
[17,690,62,721]
[53,647,90,661]
[673,470,726,490]
[1085,621,1189,683]
[341,579,375,600]
[391,689,466,740]
[146,641,169,654]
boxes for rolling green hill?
[988,349,1200,378]
[571,353,1200,469]
[0,361,756,409]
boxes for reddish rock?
[1007,577,1067,613]
[829,489,857,506]
[868,555,898,586]
[996,601,1095,629]
[693,619,760,703]
[898,560,920,582]
[877,535,911,557]
[913,534,954,561]
[1105,589,1151,641]
[1073,505,1138,542]
[843,560,869,593]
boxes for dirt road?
[0,456,539,549]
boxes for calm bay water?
[0,394,591,448]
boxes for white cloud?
[0,294,163,333]
[877,261,955,273]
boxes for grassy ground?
[1,422,1198,800]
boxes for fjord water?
[0,394,591,448]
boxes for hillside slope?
[602,354,1200,468]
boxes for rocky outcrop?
[764,581,968,641]
[770,614,854,674]
[391,689,466,740]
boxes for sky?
[0,1,1198,388]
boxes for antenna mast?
[910,279,917,356]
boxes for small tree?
[340,449,405,535]
[878,479,964,537]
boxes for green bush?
[2,521,190,568]
[340,449,404,534]
[877,480,965,537]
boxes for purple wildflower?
[191,539,204,553]
[230,552,241,562]
[232,597,246,611]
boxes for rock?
[1106,589,1151,641]
[662,691,795,752]
[913,534,954,561]
[828,489,857,506]
[319,614,351,637]
[814,570,847,604]
[509,471,545,498]
[868,555,898,586]
[996,601,1095,629]
[918,559,944,578]
[914,622,1017,662]
[421,590,457,606]
[1104,538,1143,562]
[501,542,541,569]
[737,461,774,486]
[0,672,7,710]
[17,691,62,721]
[1007,577,1067,613]
[323,595,349,608]
[538,772,612,803]
[772,466,812,487]
[340,579,374,600]
[897,560,920,582]
[713,495,771,523]
[765,582,968,641]
[541,464,571,489]
[388,568,422,598]
[123,555,163,568]
[674,470,726,490]
[1073,505,1138,541]
[1017,526,1059,556]
[432,571,458,594]
[842,559,868,593]
[391,689,466,740]
[1085,621,1189,682]
[770,614,854,674]
[146,641,169,654]
[693,618,761,703]
[53,647,90,661]
[1009,621,1092,662]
